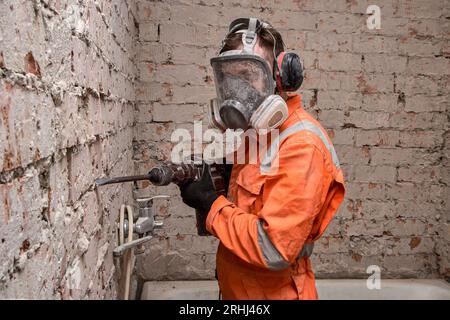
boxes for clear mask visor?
[210,54,275,129]
[211,54,274,107]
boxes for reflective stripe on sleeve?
[257,220,315,270]
[257,220,290,270]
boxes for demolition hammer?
[95,162,226,236]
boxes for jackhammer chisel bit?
[95,161,226,236]
[95,174,154,186]
[95,163,202,187]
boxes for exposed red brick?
[0,51,5,68]
[24,52,41,77]
[410,237,422,249]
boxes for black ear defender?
[270,28,303,94]
[275,51,304,94]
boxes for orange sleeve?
[206,141,328,270]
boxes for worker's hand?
[179,164,219,212]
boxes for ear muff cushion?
[279,52,303,92]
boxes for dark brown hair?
[220,27,285,61]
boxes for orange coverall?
[205,93,345,299]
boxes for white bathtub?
[141,279,450,300]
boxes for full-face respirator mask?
[208,18,304,132]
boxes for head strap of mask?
[241,18,258,53]
[219,18,271,55]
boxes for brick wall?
[134,0,450,282]
[0,0,138,298]
[0,0,448,300]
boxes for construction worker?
[179,18,345,300]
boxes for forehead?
[230,39,274,68]
[253,41,274,63]
[221,59,263,74]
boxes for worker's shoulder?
[281,109,332,151]
[270,105,342,175]
[277,108,342,171]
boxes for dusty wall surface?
[134,0,450,281]
[0,0,138,298]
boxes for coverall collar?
[279,93,302,132]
